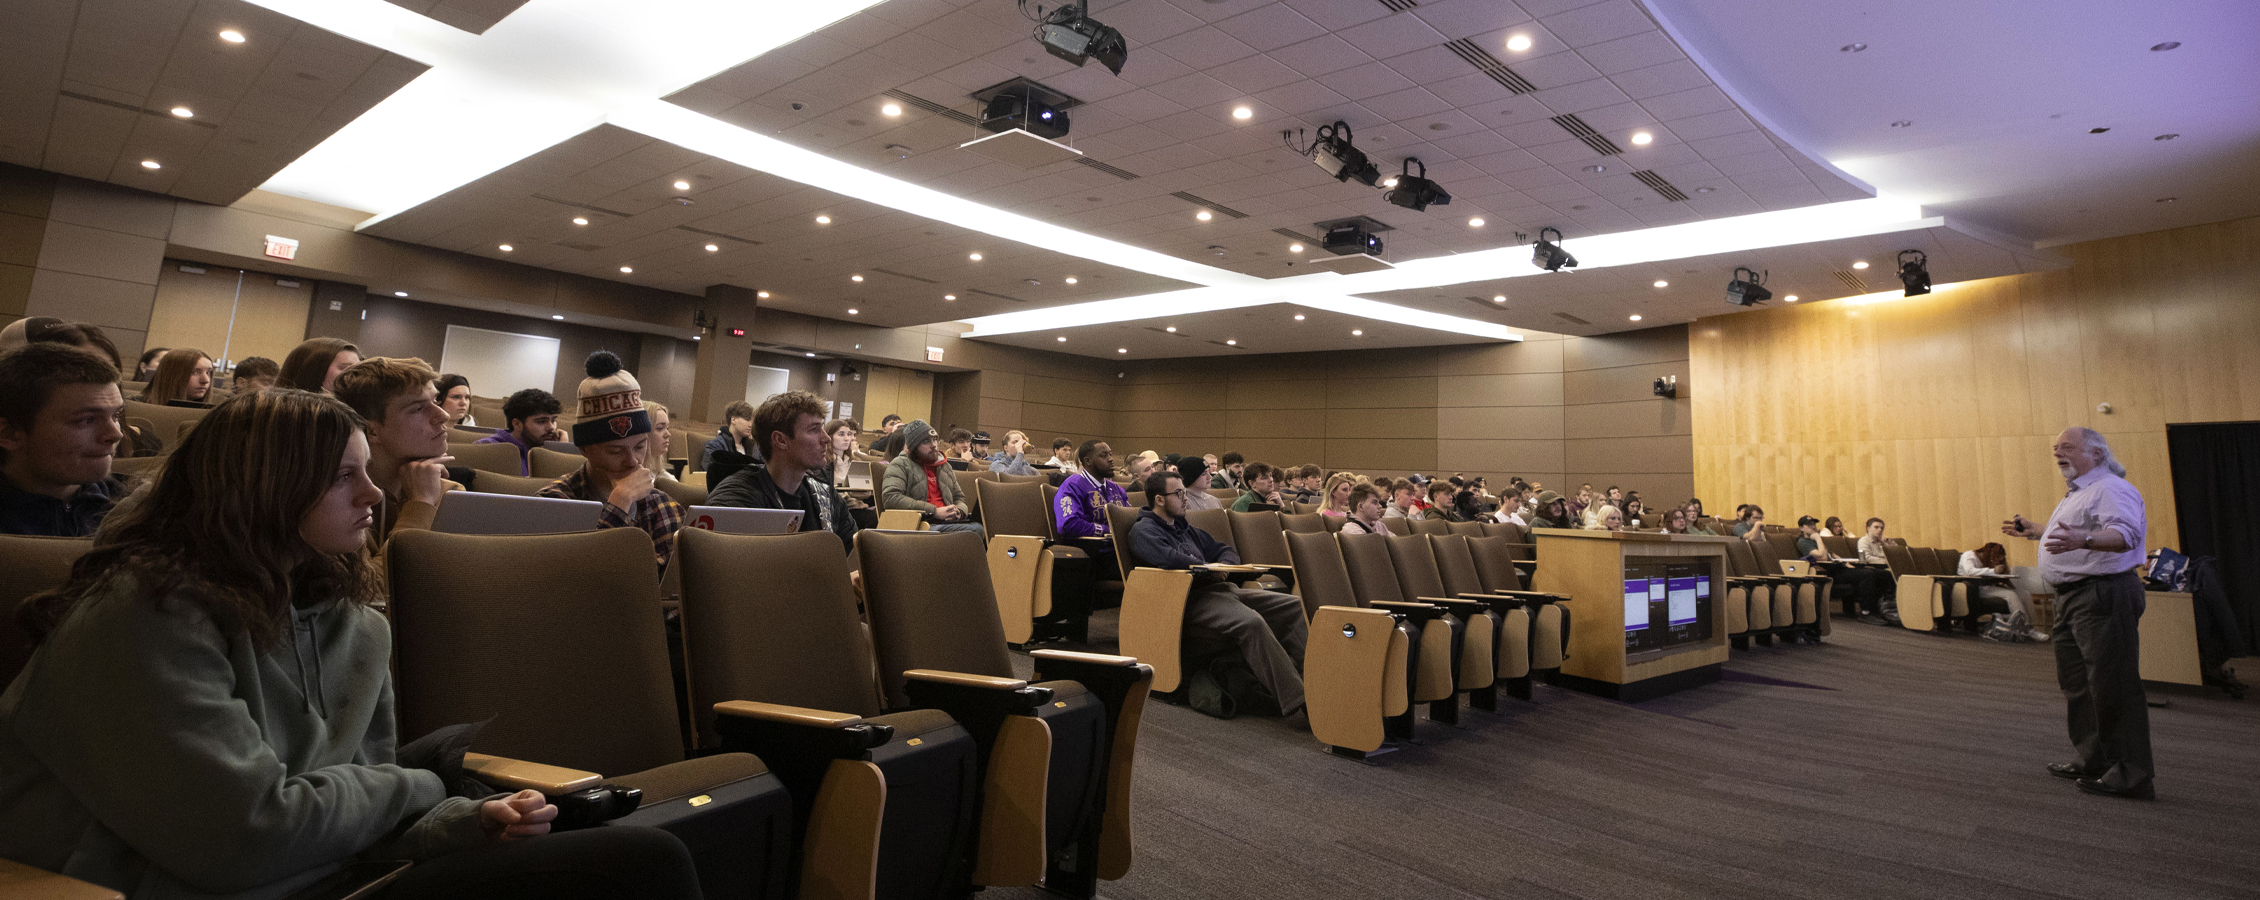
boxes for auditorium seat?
[673,528,985,898]
[121,399,207,445]
[1446,521,1487,537]
[1723,540,1796,647]
[0,535,88,687]
[1206,488,1239,504]
[446,440,524,475]
[1429,534,1535,708]
[1183,508,1235,552]
[1279,512,1325,534]
[856,529,1153,898]
[1754,533,1830,639]
[1882,543,1953,632]
[1459,535,1570,698]
[979,479,1092,645]
[1407,517,1452,537]
[1283,529,1417,760]
[386,528,796,900]
[654,474,707,507]
[1337,535,1461,721]
[466,469,553,497]
[999,473,1050,485]
[530,446,584,479]
[1385,535,1500,721]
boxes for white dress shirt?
[2038,467,2146,584]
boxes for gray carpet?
[1002,613,2260,900]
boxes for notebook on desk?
[430,492,604,535]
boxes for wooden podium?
[1531,529,1733,702]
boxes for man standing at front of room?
[2002,427,2152,800]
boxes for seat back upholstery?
[0,535,90,686]
[1104,504,1143,578]
[1916,548,1949,575]
[676,529,883,747]
[1464,535,1524,594]
[1447,521,1486,537]
[111,454,165,480]
[1279,512,1325,534]
[653,475,707,507]
[388,528,680,776]
[1283,530,1359,618]
[1882,542,1921,579]
[1184,508,1235,553]
[1492,520,1530,543]
[1428,535,1485,597]
[121,399,208,444]
[1823,534,1857,558]
[1723,539,1764,576]
[529,446,584,480]
[1206,488,1239,504]
[1040,484,1061,539]
[1228,511,1291,566]
[447,441,527,476]
[468,470,554,496]
[999,473,1051,484]
[856,530,1016,708]
[1336,534,1407,606]
[1322,514,1347,534]
[1385,535,1448,600]
[979,480,1052,539]
[1409,517,1452,537]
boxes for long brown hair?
[138,346,210,405]
[19,389,380,650]
[278,337,358,392]
[1976,542,2008,570]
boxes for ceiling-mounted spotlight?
[1322,222,1383,257]
[1309,120,1380,186]
[1033,1,1128,75]
[981,88,1069,140]
[1383,158,1451,212]
[1897,249,1931,296]
[1531,227,1577,272]
[1726,266,1772,306]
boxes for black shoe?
[2047,762,2088,780]
[2075,778,2155,800]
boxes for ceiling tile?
[1537,0,1653,47]
[1213,4,1330,51]
[1336,9,1448,60]
[1606,58,1710,101]
[1574,30,1685,75]
[1530,77,1630,115]
[1151,25,1261,70]
[1412,0,1537,41]
[1264,34,1373,79]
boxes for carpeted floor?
[1001,613,2260,900]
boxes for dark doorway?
[2166,421,2260,650]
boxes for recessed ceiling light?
[881,102,902,116]
[850,274,863,282]
[1117,348,1127,353]
[1851,261,1868,269]
[672,180,690,190]
[572,216,589,225]
[139,160,161,169]
[170,107,193,118]
[1225,339,1236,345]
[1165,326,1176,333]
[805,352,816,357]
[692,335,701,341]
[815,215,831,224]
[1231,106,1252,120]
[757,290,771,298]
[1057,336,1067,342]
[1506,34,1532,52]
[1630,132,1653,145]
[219,29,245,43]
[619,266,633,273]
[1629,314,1643,321]
[1695,187,1715,193]
[1655,280,1671,288]
[2154,133,2179,141]
[968,252,982,261]
[551,314,565,320]
[704,243,719,252]
[393,291,408,297]
[1582,165,1606,173]
[1064,276,1078,284]
[2150,41,2180,51]
[1195,210,1213,221]
[499,244,513,251]
[1784,295,1799,302]
[1468,217,1485,227]
[1351,329,1363,336]
[1288,243,1303,253]
[2156,197,2177,203]
[1293,314,1306,321]
[1841,42,1867,52]
[847,308,859,315]
[943,293,956,300]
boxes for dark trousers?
[378,825,702,900]
[1831,566,1891,613]
[2053,570,2152,791]
[1182,582,1309,715]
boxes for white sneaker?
[2027,630,2050,642]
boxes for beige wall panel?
[1563,399,1691,439]
[25,269,156,332]
[1437,404,1564,441]
[0,212,46,267]
[1019,400,1109,436]
[1227,408,1326,440]
[978,397,1024,429]
[1114,409,1230,440]
[1562,361,1692,406]
[1434,372,1564,408]
[1115,381,1214,411]
[1434,336,1566,376]
[1223,439,1326,467]
[980,370,1025,401]
[35,221,164,285]
[1562,324,1688,371]
[1227,378,1328,410]
[1437,439,1564,475]
[1324,406,1436,440]
[1325,376,1436,409]
[45,179,175,240]
[1562,435,1693,476]
[146,264,313,364]
[1,264,35,318]
[1323,438,1436,473]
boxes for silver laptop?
[842,471,873,491]
[683,506,803,535]
[430,492,605,535]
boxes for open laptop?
[683,506,802,535]
[840,470,873,491]
[430,492,604,535]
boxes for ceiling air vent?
[677,225,760,245]
[881,89,977,126]
[965,288,1027,303]
[1207,340,1246,350]
[1273,227,1316,243]
[1835,271,1869,293]
[1073,158,1140,180]
[534,194,637,218]
[1375,0,1420,12]
[1444,39,1537,94]
[1553,312,1592,326]
[1629,170,1689,202]
[558,242,604,252]
[1552,114,1623,155]
[1171,191,1248,218]
[62,90,218,129]
[870,267,937,283]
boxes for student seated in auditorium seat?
[1424,482,1467,522]
[1587,504,1625,532]
[1622,497,1650,529]
[540,352,686,571]
[1282,463,1322,506]
[0,387,702,900]
[1046,437,1081,473]
[277,337,361,394]
[1176,456,1223,511]
[1054,440,1128,575]
[1854,517,1899,624]
[333,356,460,546]
[437,373,476,426]
[1215,451,1247,490]
[946,428,978,464]
[986,429,1039,476]
[473,388,563,476]
[1964,542,2050,642]
[1492,485,1529,527]
[1338,483,1393,536]
[1529,490,1573,529]
[1231,462,1288,512]
[1131,470,1307,718]
[231,356,279,395]
[1380,478,1420,521]
[1318,472,1357,518]
[0,343,128,537]
[137,347,216,408]
[1122,451,1158,486]
[702,400,760,471]
[709,390,861,551]
[1662,506,1692,535]
[1684,498,1716,535]
[879,419,982,536]
[1732,504,1766,537]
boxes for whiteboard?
[746,364,790,407]
[440,325,562,398]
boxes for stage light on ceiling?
[1323,223,1384,257]
[882,102,902,116]
[1726,266,1772,306]
[170,107,193,118]
[1232,106,1252,120]
[1897,249,1931,296]
[139,160,161,169]
[1531,227,1577,272]
[572,216,589,225]
[219,29,244,43]
[672,180,689,190]
[1034,1,1129,75]
[1309,120,1380,187]
[1381,177,1398,188]
[499,244,513,251]
[1383,158,1451,212]
[1852,260,1869,269]
[1506,34,1532,52]
[1631,132,1653,145]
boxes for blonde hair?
[1321,472,1359,512]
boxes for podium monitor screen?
[1622,558,1713,654]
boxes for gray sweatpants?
[1182,582,1308,716]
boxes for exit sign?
[728,328,745,337]
[263,235,299,260]
[926,346,944,363]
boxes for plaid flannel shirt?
[540,469,685,571]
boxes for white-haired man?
[2002,426,2151,800]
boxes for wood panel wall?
[147,260,314,365]
[1691,214,2260,566]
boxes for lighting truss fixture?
[1309,121,1380,187]
[1897,249,1931,296]
[1383,158,1451,212]
[1531,227,1577,272]
[1031,0,1128,75]
[1323,223,1384,257]
[1725,266,1772,306]
[980,87,1069,140]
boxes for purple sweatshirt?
[473,430,533,476]
[1053,471,1128,539]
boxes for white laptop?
[842,471,874,491]
[683,506,803,535]
[430,492,605,535]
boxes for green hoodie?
[0,574,487,899]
